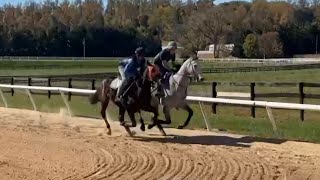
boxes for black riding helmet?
[135,47,145,56]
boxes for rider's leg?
[116,65,125,99]
[119,78,135,107]
[118,65,125,80]
[117,78,129,102]
[155,66,166,98]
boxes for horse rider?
[116,47,147,102]
[153,41,178,97]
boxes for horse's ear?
[191,53,198,61]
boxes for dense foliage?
[1,0,320,58]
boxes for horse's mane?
[181,57,194,68]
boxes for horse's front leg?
[177,103,193,129]
[147,105,171,129]
[118,106,125,126]
[143,105,166,136]
[127,109,137,127]
[138,111,145,131]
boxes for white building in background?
[198,44,235,59]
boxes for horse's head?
[147,64,161,81]
[182,56,204,82]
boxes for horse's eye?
[194,65,197,68]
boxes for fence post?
[28,77,32,86]
[68,78,72,101]
[91,79,95,90]
[250,83,256,118]
[27,77,32,94]
[11,77,14,96]
[48,77,51,99]
[212,82,217,114]
[299,82,305,121]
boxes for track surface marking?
[0,108,319,180]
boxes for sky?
[0,0,242,7]
[0,0,43,6]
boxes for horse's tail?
[89,78,113,105]
[89,90,99,104]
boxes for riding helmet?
[135,47,145,56]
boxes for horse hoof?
[177,125,184,129]
[127,130,136,136]
[160,129,166,136]
[140,124,145,131]
[107,130,112,135]
[120,121,126,126]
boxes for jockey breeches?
[118,65,125,80]
[117,66,126,96]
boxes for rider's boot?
[116,81,126,102]
[155,84,165,98]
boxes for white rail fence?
[1,84,320,133]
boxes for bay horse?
[89,64,166,136]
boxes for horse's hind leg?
[178,103,193,129]
[101,99,111,135]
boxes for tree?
[0,0,320,58]
[258,32,283,58]
[181,6,231,57]
[243,34,259,58]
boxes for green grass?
[0,68,117,76]
[0,60,119,69]
[203,69,320,82]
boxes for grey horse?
[149,57,204,130]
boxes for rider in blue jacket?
[116,47,147,101]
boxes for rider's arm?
[171,53,176,66]
[159,51,171,70]
[162,60,171,70]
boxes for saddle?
[110,77,122,90]
[161,72,172,90]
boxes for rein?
[122,79,138,97]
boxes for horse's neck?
[172,65,190,88]
[139,79,151,94]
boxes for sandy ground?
[0,107,320,180]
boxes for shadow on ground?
[133,133,287,148]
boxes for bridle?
[172,59,199,87]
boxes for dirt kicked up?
[0,107,319,180]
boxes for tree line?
[1,0,320,58]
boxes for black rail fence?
[202,63,320,73]
[2,61,320,76]
[211,81,320,121]
[0,75,320,121]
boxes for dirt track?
[0,107,320,180]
